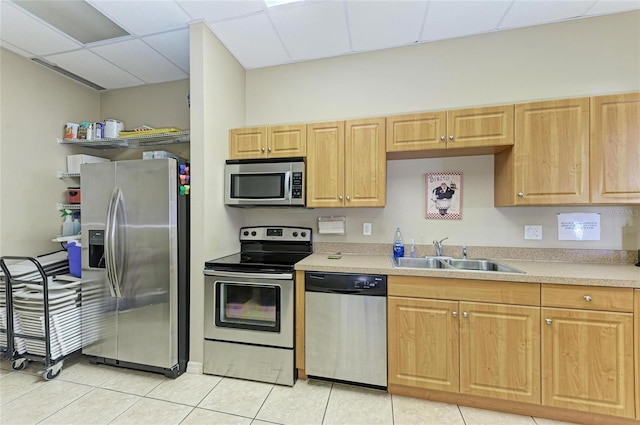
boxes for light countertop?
[295,253,640,288]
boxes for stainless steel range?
[203,226,312,386]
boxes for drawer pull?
[452,311,458,318]
[584,295,592,302]
[545,318,553,325]
[462,312,468,318]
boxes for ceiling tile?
[0,40,34,57]
[44,50,145,90]
[347,1,428,51]
[88,0,191,36]
[499,0,594,29]
[585,0,640,16]
[422,1,512,42]
[91,39,188,84]
[143,29,190,73]
[269,1,351,61]
[178,0,265,22]
[0,2,81,56]
[209,12,290,69]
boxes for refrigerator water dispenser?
[88,230,105,268]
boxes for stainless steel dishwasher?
[304,271,387,389]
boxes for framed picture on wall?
[426,172,462,220]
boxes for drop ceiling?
[1,0,638,90]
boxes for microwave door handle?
[285,171,292,200]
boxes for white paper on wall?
[557,213,601,241]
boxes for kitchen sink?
[440,258,525,274]
[391,256,525,274]
[390,256,450,269]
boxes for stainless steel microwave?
[224,158,305,207]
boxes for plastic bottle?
[61,209,74,237]
[393,227,405,258]
[72,212,81,235]
[410,239,416,258]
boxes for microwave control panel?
[292,172,303,199]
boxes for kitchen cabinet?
[494,98,590,206]
[306,118,386,208]
[229,124,306,159]
[386,105,514,159]
[590,92,640,204]
[541,284,635,419]
[635,289,640,420]
[388,276,540,404]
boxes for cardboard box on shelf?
[67,154,109,174]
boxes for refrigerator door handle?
[105,187,122,298]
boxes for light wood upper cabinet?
[307,118,386,208]
[590,92,640,204]
[229,124,306,159]
[387,105,513,157]
[495,97,590,206]
[541,307,635,418]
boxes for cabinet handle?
[268,147,272,152]
[452,311,458,318]
[518,192,525,197]
[462,312,468,318]
[339,196,343,201]
[545,318,553,325]
[346,196,350,201]
[261,147,265,152]
[440,136,445,141]
[584,295,592,302]
[449,135,454,140]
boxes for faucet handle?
[462,245,467,259]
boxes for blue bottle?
[393,227,405,258]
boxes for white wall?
[0,48,100,256]
[189,22,246,366]
[241,11,640,251]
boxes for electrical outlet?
[363,222,372,236]
[524,225,542,240]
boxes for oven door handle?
[203,270,293,280]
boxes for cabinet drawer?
[388,275,539,306]
[541,284,633,312]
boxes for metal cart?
[0,255,76,380]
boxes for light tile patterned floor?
[0,354,580,425]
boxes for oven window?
[215,282,281,332]
[230,173,285,199]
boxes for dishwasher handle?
[305,272,387,296]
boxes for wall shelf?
[57,172,81,179]
[57,130,190,150]
[57,203,81,211]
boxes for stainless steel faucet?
[433,237,448,256]
[462,245,467,259]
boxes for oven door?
[204,270,294,348]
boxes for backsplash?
[314,242,639,265]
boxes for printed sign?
[557,213,601,241]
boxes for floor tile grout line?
[35,385,101,425]
[253,381,276,422]
[458,404,468,425]
[320,382,334,424]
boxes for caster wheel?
[11,358,28,371]
[44,367,61,381]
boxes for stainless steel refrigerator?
[80,158,189,378]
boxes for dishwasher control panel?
[305,272,387,295]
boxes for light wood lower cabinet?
[388,277,541,405]
[541,307,635,419]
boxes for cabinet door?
[386,112,446,152]
[459,302,540,404]
[345,118,386,207]
[306,121,345,208]
[635,290,640,420]
[268,124,306,158]
[590,92,640,204]
[447,105,514,149]
[541,308,635,419]
[513,98,590,205]
[229,127,267,159]
[388,297,459,392]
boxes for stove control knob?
[251,231,257,236]
[301,232,307,237]
[243,231,249,236]
[293,232,298,237]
